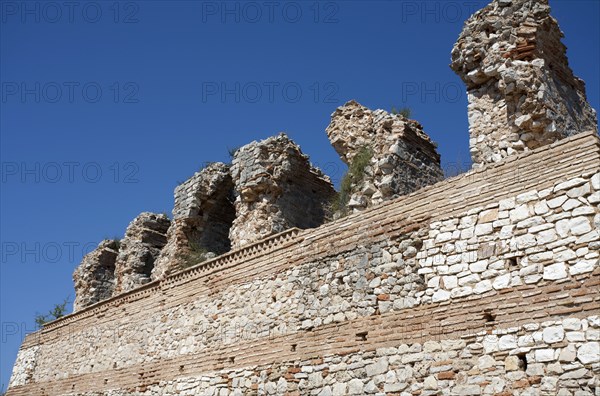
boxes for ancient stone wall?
[152,163,235,279]
[14,314,599,395]
[112,212,170,295]
[9,0,600,389]
[451,0,597,167]
[229,133,335,249]
[326,100,443,214]
[8,131,599,396]
[72,240,119,312]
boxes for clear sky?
[0,0,598,390]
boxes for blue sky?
[0,0,598,390]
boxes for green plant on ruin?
[391,106,412,118]
[181,241,211,269]
[34,297,70,329]
[330,146,373,218]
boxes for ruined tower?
[72,240,118,312]
[152,163,235,279]
[326,100,443,214]
[451,0,597,167]
[229,133,335,248]
[112,212,170,295]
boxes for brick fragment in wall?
[451,0,597,167]
[72,239,119,312]
[229,133,335,249]
[326,100,443,214]
[112,212,170,295]
[152,162,235,279]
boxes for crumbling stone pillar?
[229,133,335,249]
[73,240,118,312]
[152,163,235,279]
[112,212,170,295]
[326,100,443,215]
[451,0,597,167]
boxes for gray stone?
[153,163,234,279]
[73,239,119,312]
[366,358,389,377]
[113,212,171,295]
[348,379,364,395]
[229,134,335,248]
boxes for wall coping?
[41,227,302,333]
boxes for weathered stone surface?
[113,212,170,295]
[9,132,600,396]
[326,100,443,213]
[7,346,39,388]
[451,0,597,167]
[152,163,235,279]
[577,342,599,364]
[229,133,335,248]
[8,4,600,391]
[72,239,119,312]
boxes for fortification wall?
[7,131,600,395]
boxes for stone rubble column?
[326,100,443,215]
[72,239,119,312]
[451,0,597,167]
[229,133,335,249]
[152,163,235,279]
[112,212,170,295]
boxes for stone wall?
[8,131,600,395]
[326,100,443,213]
[15,314,600,395]
[451,0,597,167]
[112,212,170,295]
[72,240,119,312]
[229,133,335,249]
[74,133,335,309]
[152,163,235,279]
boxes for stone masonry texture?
[9,0,600,393]
[112,212,171,296]
[451,0,597,167]
[9,131,600,395]
[72,239,119,312]
[229,133,335,249]
[326,100,443,213]
[152,162,235,279]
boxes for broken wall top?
[326,100,440,165]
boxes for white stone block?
[534,348,555,362]
[547,195,567,209]
[569,260,596,275]
[542,326,565,343]
[570,216,592,236]
[543,263,567,280]
[492,273,511,290]
[577,342,599,364]
[432,289,450,303]
[510,204,530,222]
[554,178,586,192]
